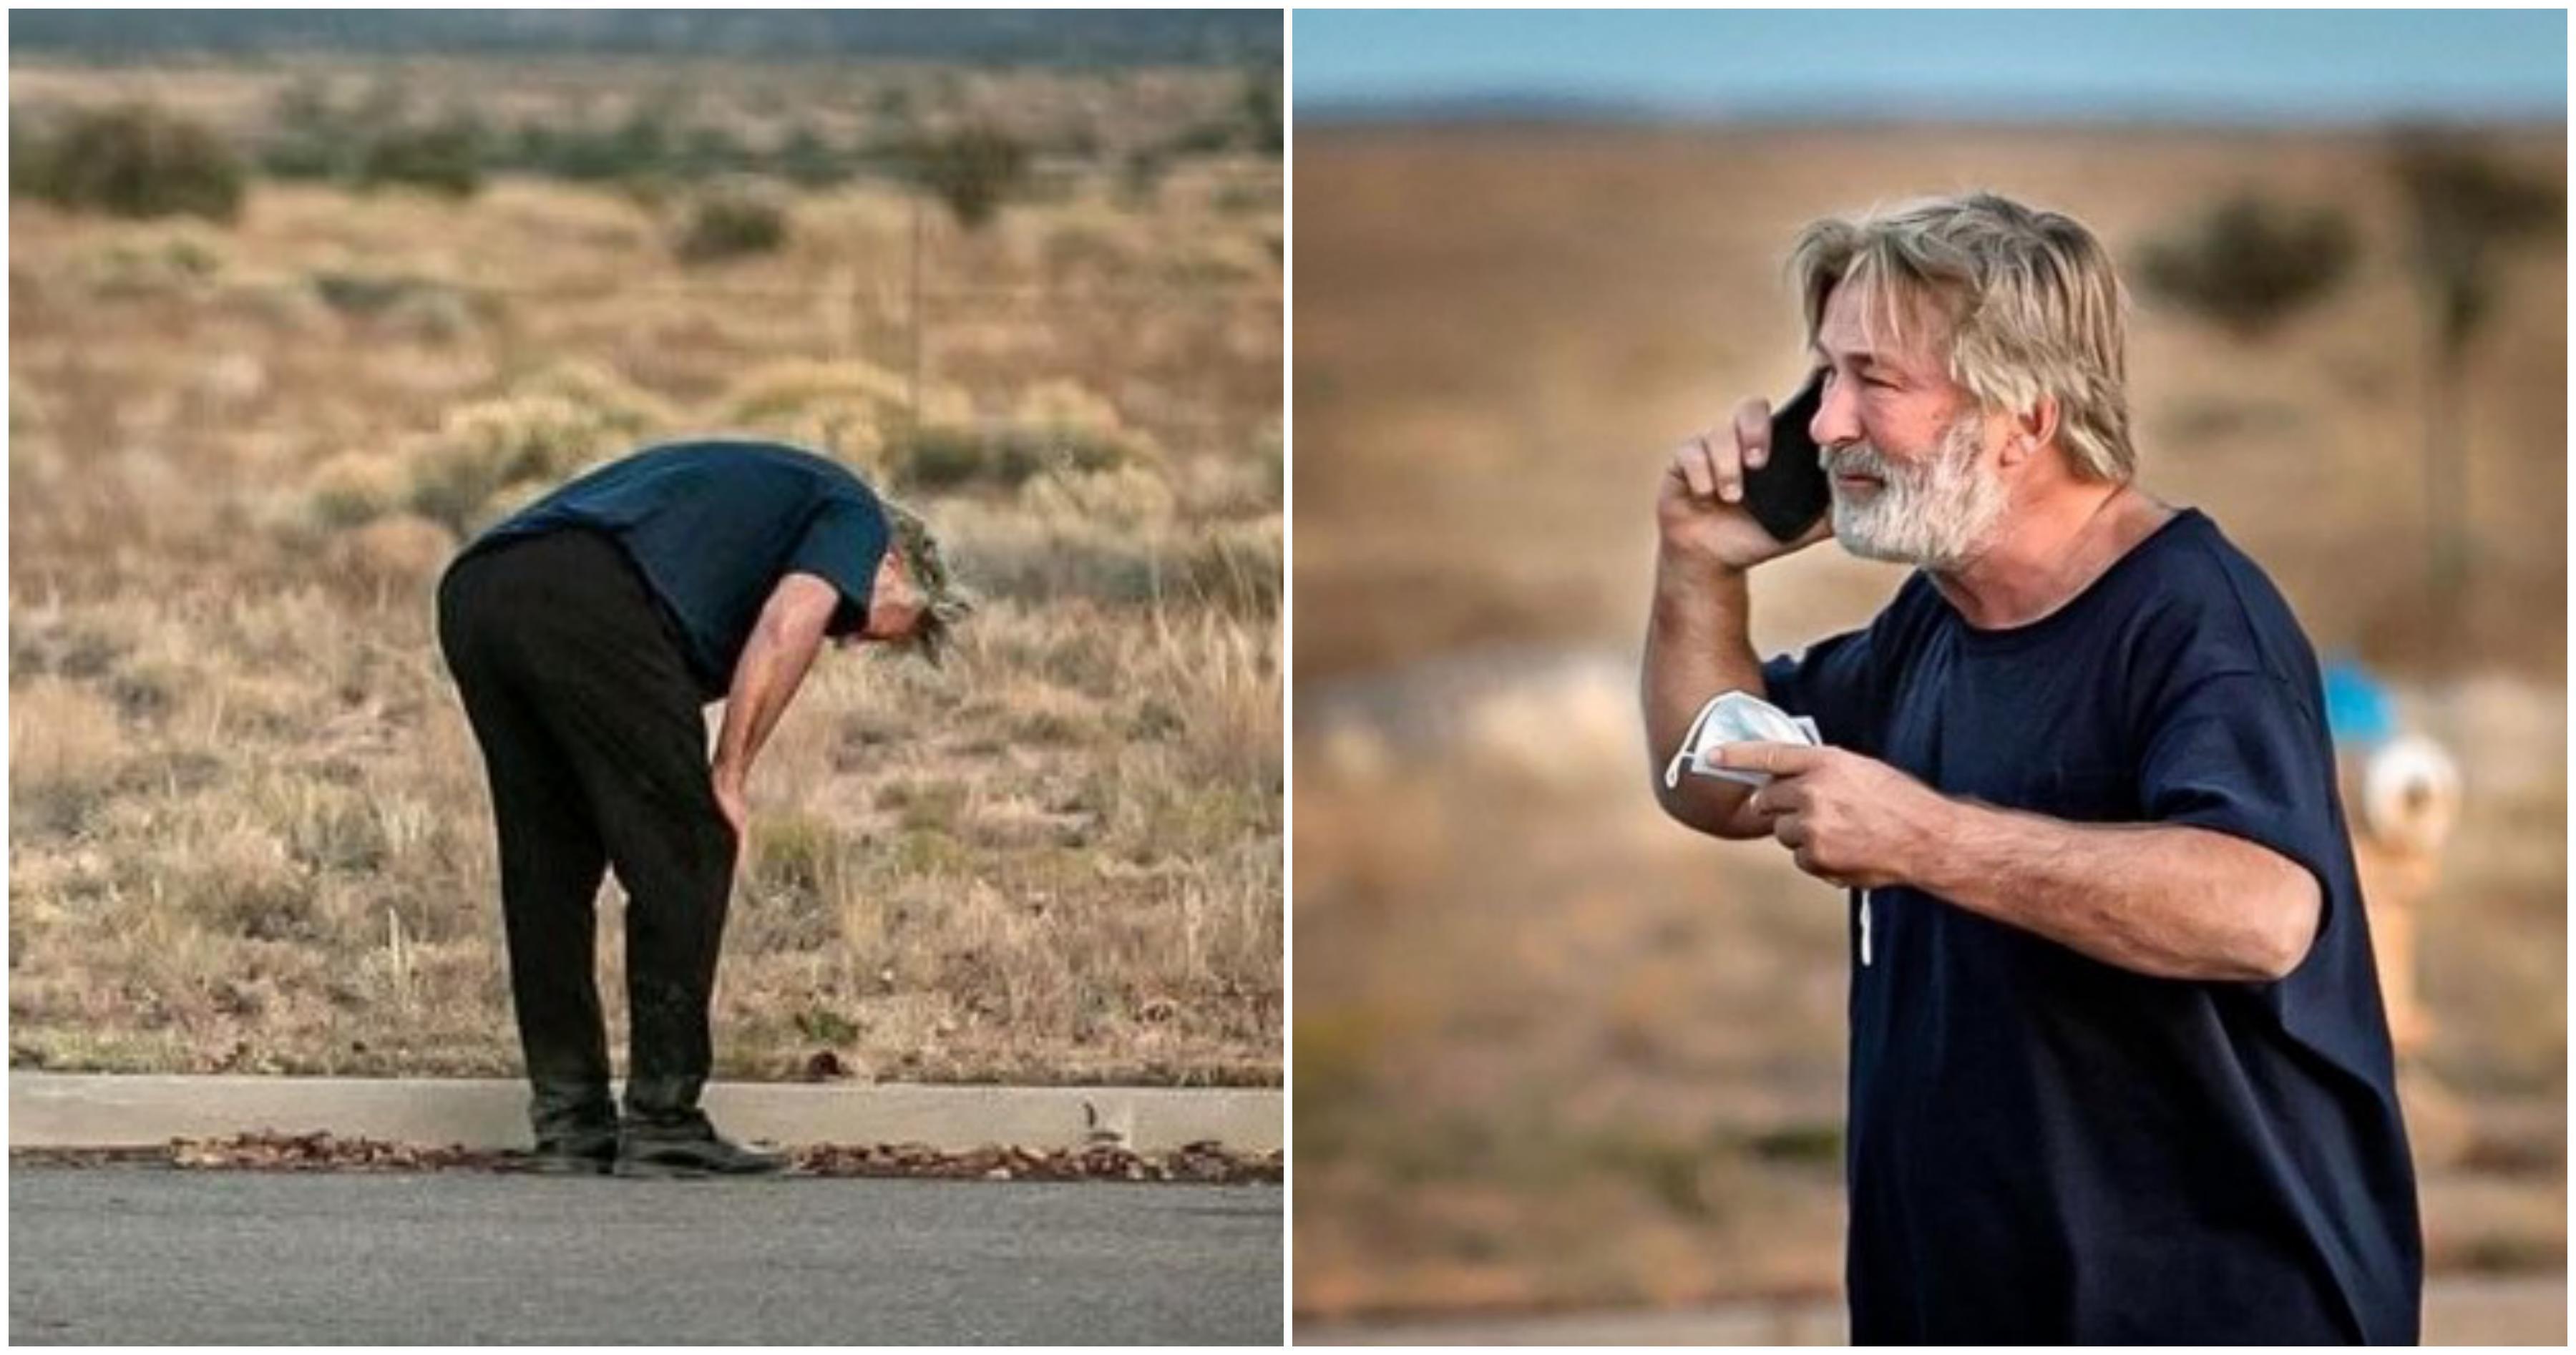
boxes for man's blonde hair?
[1787,190,2137,482]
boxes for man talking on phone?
[1641,192,2419,1342]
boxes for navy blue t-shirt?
[1760,507,2421,1344]
[463,439,889,700]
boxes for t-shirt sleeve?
[1760,625,1879,755]
[784,493,891,637]
[2137,669,2341,905]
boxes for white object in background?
[2361,733,2462,857]
[1663,690,1822,790]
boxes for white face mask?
[1825,406,2009,570]
[1664,690,1821,791]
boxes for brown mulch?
[10,1130,1283,1183]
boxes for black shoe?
[520,1079,616,1174]
[613,1116,788,1179]
[505,1130,618,1176]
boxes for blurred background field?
[1291,11,2563,1333]
[9,12,1282,1087]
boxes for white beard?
[1826,411,2009,570]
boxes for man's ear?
[2001,394,2060,467]
[875,548,917,606]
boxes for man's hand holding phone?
[1657,373,1835,572]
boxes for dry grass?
[9,61,1280,1087]
[1292,124,2563,1319]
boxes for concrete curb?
[9,1073,1281,1153]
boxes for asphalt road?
[10,1168,1282,1345]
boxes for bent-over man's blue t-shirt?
[462,439,889,701]
[1760,507,2420,1344]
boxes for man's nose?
[1811,371,1863,451]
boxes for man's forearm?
[1909,798,2321,983]
[1641,549,1767,836]
[711,621,824,793]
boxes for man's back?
[1763,508,2421,1342]
[462,439,889,700]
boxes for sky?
[1294,9,2570,124]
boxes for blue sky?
[1294,10,2569,123]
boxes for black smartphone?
[1742,369,1830,542]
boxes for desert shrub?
[500,121,561,175]
[1214,182,1274,215]
[1174,441,1283,519]
[940,503,1156,607]
[25,102,246,222]
[674,124,751,181]
[713,358,967,468]
[257,76,350,180]
[1156,69,1284,160]
[773,124,848,187]
[932,466,1193,607]
[388,364,678,534]
[381,288,482,345]
[307,271,491,343]
[310,270,424,317]
[1010,381,1159,475]
[2135,194,2356,338]
[358,120,484,197]
[514,361,685,429]
[890,426,1136,492]
[1014,381,1143,449]
[485,106,701,184]
[406,401,590,528]
[82,233,225,299]
[902,123,1029,231]
[1169,121,1241,157]
[605,107,676,179]
[10,114,47,198]
[325,514,457,595]
[1022,464,1178,532]
[306,451,410,529]
[403,394,651,534]
[260,78,488,197]
[887,381,1156,491]
[1240,69,1284,157]
[723,358,914,421]
[676,180,789,263]
[891,426,1049,491]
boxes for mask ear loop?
[1663,693,1727,791]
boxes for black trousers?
[435,529,736,1134]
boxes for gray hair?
[882,496,972,666]
[1787,191,2137,482]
